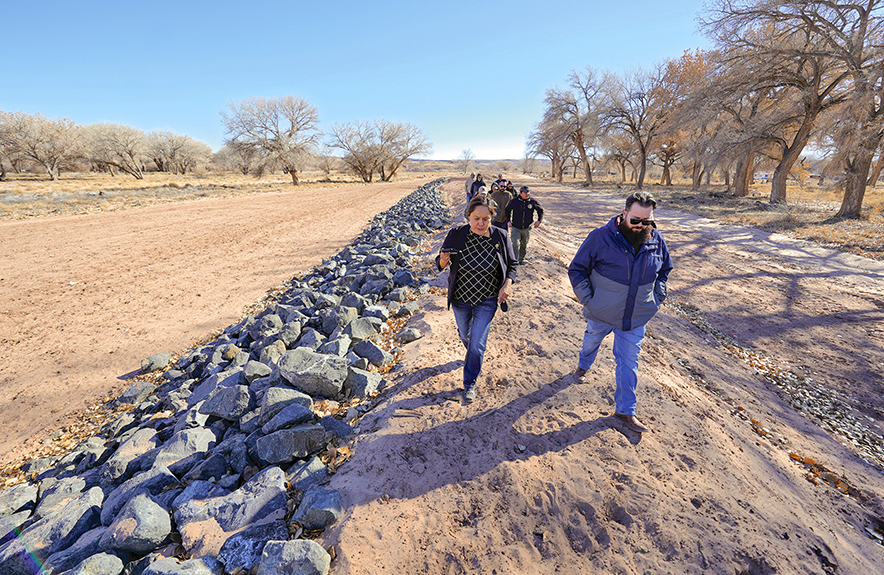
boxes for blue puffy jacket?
[568,215,673,331]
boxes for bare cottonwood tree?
[375,121,432,181]
[457,149,476,174]
[82,123,148,179]
[527,114,572,182]
[329,120,432,182]
[0,112,82,180]
[145,131,211,174]
[221,96,320,185]
[329,121,382,182]
[215,141,266,175]
[701,0,883,217]
[601,66,671,189]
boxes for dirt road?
[321,178,884,574]
[0,179,428,466]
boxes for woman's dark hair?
[466,194,497,218]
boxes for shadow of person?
[338,372,634,504]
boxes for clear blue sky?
[2,1,711,160]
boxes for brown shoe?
[615,413,650,433]
[573,367,587,383]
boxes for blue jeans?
[578,317,645,415]
[451,296,498,389]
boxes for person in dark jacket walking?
[489,182,511,230]
[568,191,673,433]
[505,186,543,264]
[469,174,485,203]
[437,195,517,403]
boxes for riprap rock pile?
[0,179,450,575]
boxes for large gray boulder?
[188,367,245,407]
[258,387,313,425]
[101,465,178,526]
[0,482,38,517]
[99,493,170,554]
[60,552,123,575]
[141,556,224,575]
[0,487,104,575]
[318,306,358,335]
[352,339,394,367]
[43,526,108,574]
[256,540,330,575]
[286,456,328,493]
[344,367,383,399]
[277,348,348,398]
[217,520,289,575]
[292,488,344,531]
[99,428,159,487]
[342,317,381,343]
[33,477,87,521]
[252,424,327,465]
[173,466,287,557]
[198,384,253,421]
[248,314,283,341]
[147,427,217,476]
[260,402,314,435]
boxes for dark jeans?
[451,296,498,389]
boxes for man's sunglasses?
[629,217,656,227]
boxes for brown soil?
[3,175,884,573]
[0,179,427,468]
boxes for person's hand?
[507,221,512,229]
[438,252,450,268]
[498,279,512,303]
[533,221,541,229]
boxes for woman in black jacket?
[436,195,517,402]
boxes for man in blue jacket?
[568,191,673,433]
[505,186,544,264]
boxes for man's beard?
[619,220,652,247]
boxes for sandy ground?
[3,176,884,573]
[0,179,425,467]
[321,179,884,574]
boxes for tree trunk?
[660,162,671,186]
[733,154,754,197]
[724,169,731,190]
[619,162,627,182]
[636,150,647,189]
[690,161,702,191]
[867,149,884,187]
[583,157,593,185]
[837,149,874,218]
[290,169,299,185]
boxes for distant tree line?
[0,112,213,181]
[0,95,432,185]
[527,0,884,218]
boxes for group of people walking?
[464,172,544,265]
[438,177,673,435]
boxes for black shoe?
[573,367,587,382]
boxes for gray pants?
[511,226,531,263]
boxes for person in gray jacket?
[568,191,673,433]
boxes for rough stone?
[277,348,349,398]
[352,339,394,367]
[256,539,330,575]
[217,520,289,575]
[292,488,344,531]
[252,425,327,465]
[60,552,123,575]
[99,493,171,554]
[142,353,173,373]
[173,466,287,557]
[198,385,253,421]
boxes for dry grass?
[557,174,884,262]
[0,170,457,220]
